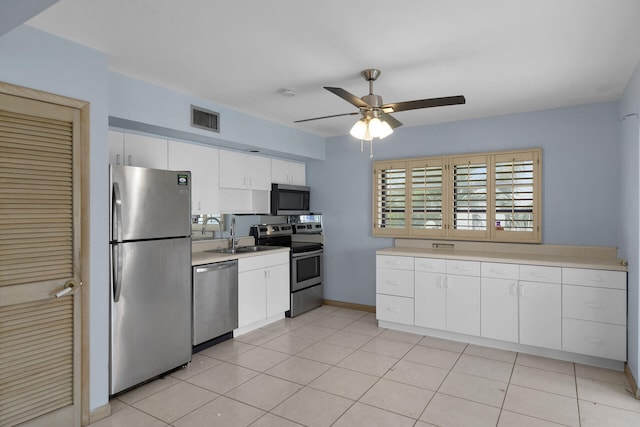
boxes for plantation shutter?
[373,161,408,236]
[410,158,445,237]
[450,155,489,238]
[0,93,80,427]
[493,151,540,241]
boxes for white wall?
[619,60,640,386]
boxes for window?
[372,149,541,243]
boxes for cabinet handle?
[386,260,401,266]
[519,284,526,297]
[443,277,449,289]
[386,281,401,286]
[436,276,443,288]
[198,201,201,211]
[585,337,604,345]
[386,306,401,313]
[116,153,121,165]
[127,155,132,165]
[531,272,549,279]
[585,275,604,283]
[490,268,506,275]
[586,302,604,310]
[510,283,518,296]
[453,266,470,271]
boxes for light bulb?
[378,120,393,139]
[368,117,383,137]
[363,125,373,141]
[350,119,367,139]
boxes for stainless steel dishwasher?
[192,260,238,347]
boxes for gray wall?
[308,101,621,306]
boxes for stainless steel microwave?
[271,183,310,215]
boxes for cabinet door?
[219,150,248,189]
[123,133,168,169]
[266,263,290,317]
[481,278,518,343]
[519,281,561,350]
[446,274,480,336]
[168,140,220,214]
[414,272,446,329]
[238,269,266,327]
[247,155,271,190]
[109,130,124,165]
[272,159,306,185]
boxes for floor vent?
[191,105,220,133]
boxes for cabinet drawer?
[446,260,480,276]
[238,252,289,272]
[562,268,626,290]
[414,257,446,273]
[376,255,414,270]
[376,268,414,297]
[562,318,626,361]
[562,285,626,325]
[481,262,519,280]
[376,294,414,325]
[519,265,561,284]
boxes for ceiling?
[25,0,640,138]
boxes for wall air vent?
[191,105,220,133]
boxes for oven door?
[291,249,323,292]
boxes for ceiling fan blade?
[324,87,371,109]
[380,112,403,129]
[294,112,359,123]
[382,95,466,113]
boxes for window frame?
[372,148,541,243]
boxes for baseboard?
[323,299,376,313]
[625,363,640,399]
[88,402,111,425]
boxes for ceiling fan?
[295,69,466,141]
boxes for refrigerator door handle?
[112,243,123,302]
[112,182,123,242]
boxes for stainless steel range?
[250,223,323,317]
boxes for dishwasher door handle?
[195,262,237,274]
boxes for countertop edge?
[376,247,627,272]
[192,247,290,266]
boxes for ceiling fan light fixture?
[350,119,367,139]
[378,120,393,139]
[368,117,383,137]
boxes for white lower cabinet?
[481,263,561,349]
[414,259,480,336]
[238,252,290,329]
[377,251,627,363]
[561,267,627,360]
[518,280,561,349]
[376,255,414,324]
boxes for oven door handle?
[292,248,324,258]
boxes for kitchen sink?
[205,246,275,254]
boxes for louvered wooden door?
[0,92,82,427]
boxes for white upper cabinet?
[109,131,168,169]
[219,150,271,191]
[271,159,306,186]
[167,140,220,215]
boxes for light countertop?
[377,246,627,271]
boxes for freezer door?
[110,165,191,241]
[110,237,191,395]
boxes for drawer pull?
[586,302,604,310]
[585,337,604,345]
[454,266,470,271]
[386,281,401,286]
[585,275,604,283]
[386,306,401,313]
[386,261,401,266]
[531,272,549,279]
[490,268,506,275]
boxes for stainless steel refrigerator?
[109,165,192,395]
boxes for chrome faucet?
[229,217,237,251]
[201,216,221,238]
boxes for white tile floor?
[91,306,640,427]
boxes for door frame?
[0,81,92,425]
